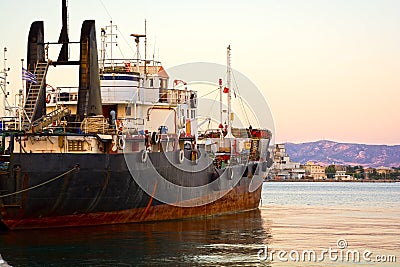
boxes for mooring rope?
[0,165,79,198]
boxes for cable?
[0,166,78,198]
[199,87,219,98]
[98,0,135,58]
[232,70,250,126]
[99,0,113,20]
[204,88,219,119]
[117,28,136,56]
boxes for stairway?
[31,107,71,133]
[23,61,50,130]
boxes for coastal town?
[270,144,400,181]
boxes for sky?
[0,0,399,145]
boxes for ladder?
[31,107,70,133]
[22,61,50,130]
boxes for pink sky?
[1,0,399,145]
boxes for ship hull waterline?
[0,152,262,230]
[2,185,261,230]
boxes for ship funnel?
[77,20,103,121]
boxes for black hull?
[0,152,262,229]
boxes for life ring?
[228,168,234,180]
[46,94,51,103]
[154,133,160,143]
[164,135,170,152]
[118,135,126,150]
[151,132,157,144]
[111,135,118,152]
[178,149,184,164]
[141,149,148,163]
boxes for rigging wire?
[99,0,113,20]
[115,38,126,59]
[117,28,136,56]
[98,0,135,57]
[203,88,220,123]
[231,69,251,126]
[197,117,211,132]
[199,87,220,98]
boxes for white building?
[273,144,305,179]
[334,165,354,181]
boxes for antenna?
[105,21,118,69]
[0,47,11,117]
[130,31,146,73]
[152,37,156,66]
[100,27,106,72]
[219,78,223,127]
[226,45,233,138]
[144,19,147,77]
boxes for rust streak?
[141,180,158,220]
[50,171,71,214]
[21,174,29,210]
[86,168,111,212]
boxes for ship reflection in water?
[0,210,272,266]
[1,182,400,266]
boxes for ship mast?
[100,27,106,72]
[105,21,118,70]
[219,78,223,127]
[144,19,147,77]
[0,47,11,117]
[226,45,233,138]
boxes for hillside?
[284,140,400,168]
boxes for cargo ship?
[0,1,273,230]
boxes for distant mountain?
[284,140,400,168]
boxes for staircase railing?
[22,61,50,130]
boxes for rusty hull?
[1,183,261,230]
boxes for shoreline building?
[334,165,354,181]
[304,161,327,180]
[272,144,305,179]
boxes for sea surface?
[1,182,399,266]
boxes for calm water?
[0,182,399,266]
